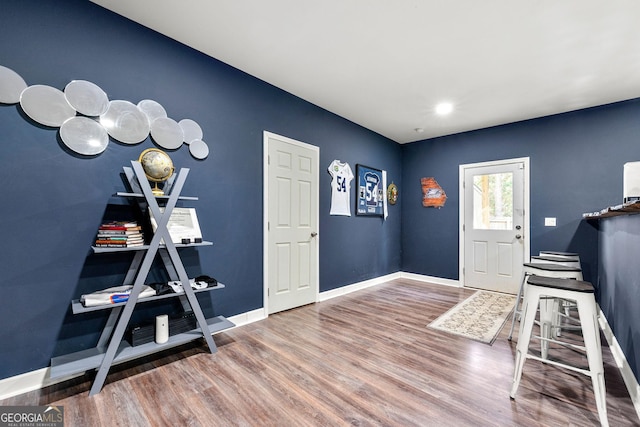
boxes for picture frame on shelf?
[149,207,203,244]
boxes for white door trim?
[458,157,530,288]
[263,131,320,315]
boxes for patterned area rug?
[428,290,516,345]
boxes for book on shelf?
[95,238,144,244]
[100,221,138,228]
[95,242,145,248]
[96,229,142,235]
[95,220,145,247]
[98,225,142,232]
[96,233,143,240]
[95,235,143,240]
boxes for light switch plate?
[545,217,557,227]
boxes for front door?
[264,131,319,314]
[461,158,529,294]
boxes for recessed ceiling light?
[435,102,453,116]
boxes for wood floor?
[2,279,638,426]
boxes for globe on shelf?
[138,148,174,196]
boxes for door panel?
[496,242,513,276]
[276,243,291,293]
[473,241,488,273]
[277,177,291,226]
[266,132,319,314]
[463,159,527,294]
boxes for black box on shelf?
[129,324,154,347]
[129,311,197,346]
[170,311,197,335]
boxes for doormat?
[428,290,516,345]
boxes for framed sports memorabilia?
[356,164,384,216]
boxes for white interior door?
[264,131,319,314]
[461,158,529,294]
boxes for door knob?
[515,234,522,239]
[515,225,522,230]
[311,232,318,238]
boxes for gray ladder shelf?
[50,161,234,396]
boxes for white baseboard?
[598,308,640,421]
[317,272,460,303]
[318,272,402,302]
[399,272,461,288]
[0,366,84,402]
[227,308,266,328]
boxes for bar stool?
[507,263,583,341]
[535,252,583,334]
[510,275,608,427]
[539,250,580,262]
[531,255,581,269]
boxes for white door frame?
[263,131,320,314]
[458,157,530,288]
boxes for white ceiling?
[90,1,640,143]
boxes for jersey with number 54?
[328,160,354,216]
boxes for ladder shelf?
[50,161,234,396]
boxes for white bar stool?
[507,262,583,341]
[539,250,580,262]
[531,255,581,269]
[534,253,583,335]
[510,275,608,427]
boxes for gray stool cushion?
[531,255,579,263]
[526,275,594,293]
[540,251,579,256]
[523,262,582,272]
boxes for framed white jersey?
[328,160,354,216]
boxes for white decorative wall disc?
[100,100,149,144]
[20,85,76,127]
[64,80,109,117]
[189,139,209,159]
[60,116,109,155]
[0,65,27,104]
[137,99,167,124]
[179,118,203,144]
[151,117,184,150]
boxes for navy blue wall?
[402,99,640,283]
[599,216,640,382]
[0,0,401,380]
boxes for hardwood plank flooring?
[2,279,638,426]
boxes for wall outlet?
[544,217,557,227]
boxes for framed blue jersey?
[356,164,384,216]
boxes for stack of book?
[95,221,145,248]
